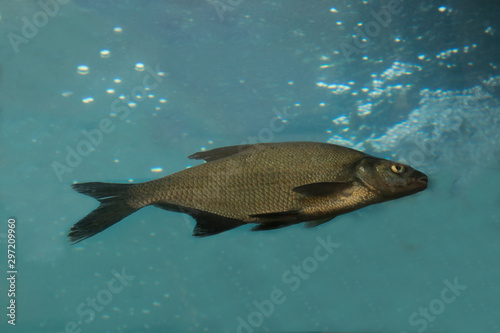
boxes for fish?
[68,141,428,243]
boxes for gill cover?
[356,157,427,198]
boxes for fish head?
[356,157,428,198]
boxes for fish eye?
[390,164,405,174]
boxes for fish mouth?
[413,173,428,189]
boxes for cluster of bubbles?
[70,59,167,110]
[327,64,500,178]
[317,61,423,120]
[60,25,174,176]
[61,26,168,114]
[367,77,500,168]
[318,2,499,186]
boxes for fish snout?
[414,171,428,189]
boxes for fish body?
[69,142,427,243]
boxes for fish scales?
[140,143,364,218]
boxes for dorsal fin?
[188,144,253,162]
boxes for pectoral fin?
[293,182,354,197]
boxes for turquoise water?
[1,1,499,332]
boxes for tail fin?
[69,182,137,244]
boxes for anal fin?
[249,210,301,222]
[305,217,335,228]
[153,203,245,237]
[251,222,295,231]
[190,211,245,237]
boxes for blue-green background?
[1,1,499,332]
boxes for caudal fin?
[69,182,137,244]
